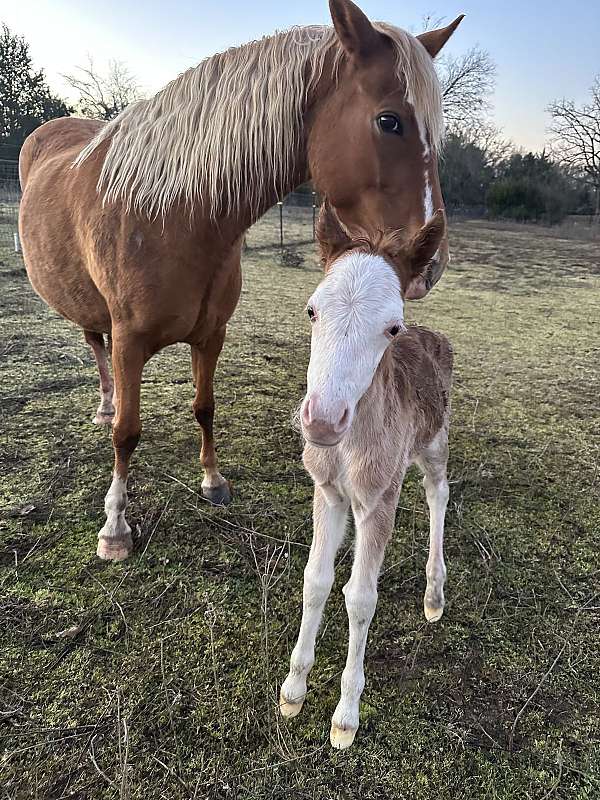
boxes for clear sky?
[3,0,599,151]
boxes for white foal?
[281,208,453,749]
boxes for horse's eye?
[307,306,316,321]
[377,114,403,135]
[387,325,401,337]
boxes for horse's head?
[300,202,445,447]
[308,0,463,299]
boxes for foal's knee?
[343,582,377,628]
[303,563,334,609]
[423,473,449,502]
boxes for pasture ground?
[1,213,599,799]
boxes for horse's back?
[19,117,104,188]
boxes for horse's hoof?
[279,690,304,719]
[202,481,232,506]
[97,534,133,561]
[92,412,114,426]
[424,601,444,623]
[330,723,357,750]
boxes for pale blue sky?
[3,0,599,150]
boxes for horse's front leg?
[280,484,349,718]
[96,332,145,561]
[191,328,231,505]
[330,488,398,749]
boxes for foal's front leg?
[330,492,397,749]
[280,484,349,718]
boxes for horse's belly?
[19,161,112,332]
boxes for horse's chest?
[303,430,407,510]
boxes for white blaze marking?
[416,113,434,223]
[305,252,405,427]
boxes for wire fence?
[0,158,321,256]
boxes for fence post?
[312,192,317,241]
[14,231,21,253]
[277,201,283,249]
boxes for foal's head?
[301,202,444,447]
[308,0,462,299]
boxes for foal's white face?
[301,251,405,447]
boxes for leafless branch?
[63,56,143,120]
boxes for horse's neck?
[230,49,338,232]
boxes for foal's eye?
[307,306,316,321]
[387,325,401,337]
[377,113,403,136]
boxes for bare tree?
[465,120,512,169]
[548,77,600,218]
[420,15,496,132]
[438,47,496,131]
[63,57,143,120]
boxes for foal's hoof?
[424,601,444,623]
[202,481,232,506]
[97,534,133,562]
[92,412,114,426]
[330,723,357,750]
[279,690,305,719]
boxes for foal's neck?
[354,348,399,429]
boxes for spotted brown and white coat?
[280,203,453,748]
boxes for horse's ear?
[417,15,465,58]
[317,199,351,263]
[329,0,382,61]
[403,210,446,299]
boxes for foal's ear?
[329,0,382,61]
[403,210,446,300]
[316,199,351,263]
[417,15,465,58]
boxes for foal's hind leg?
[415,429,449,622]
[191,328,231,505]
[84,330,115,426]
[97,333,145,561]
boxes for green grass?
[1,214,599,799]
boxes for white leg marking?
[416,432,449,621]
[280,486,348,719]
[201,469,228,490]
[89,337,115,426]
[423,473,448,622]
[97,472,132,561]
[330,508,391,749]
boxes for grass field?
[1,213,599,799]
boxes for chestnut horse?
[18,0,462,560]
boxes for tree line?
[1,21,598,224]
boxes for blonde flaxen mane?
[75,24,443,219]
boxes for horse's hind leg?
[415,429,449,623]
[97,332,145,561]
[84,330,115,426]
[191,328,231,505]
